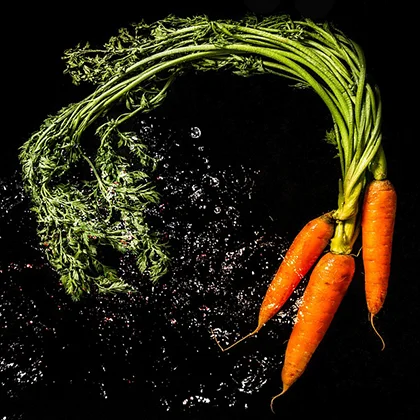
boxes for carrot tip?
[369,313,386,351]
[270,385,289,413]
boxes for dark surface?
[2,1,418,419]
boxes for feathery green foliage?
[19,14,384,299]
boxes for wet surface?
[2,2,419,419]
[0,112,306,418]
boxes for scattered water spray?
[0,115,302,414]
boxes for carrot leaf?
[20,14,384,298]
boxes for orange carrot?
[361,179,397,349]
[270,252,355,411]
[214,212,334,351]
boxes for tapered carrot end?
[370,312,386,351]
[270,384,289,413]
[209,326,260,352]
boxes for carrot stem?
[21,15,387,297]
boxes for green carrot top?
[19,14,385,299]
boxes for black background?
[3,1,419,419]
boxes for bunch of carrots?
[172,16,401,411]
[213,176,396,410]
[17,12,395,407]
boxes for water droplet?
[1,114,297,413]
[190,127,201,139]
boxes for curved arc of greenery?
[224,24,359,171]
[78,39,359,251]
[236,33,354,124]
[304,40,356,87]
[224,43,351,169]
[226,25,354,110]
[19,15,385,299]
[74,49,223,141]
[74,41,352,158]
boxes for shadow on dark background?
[2,1,418,419]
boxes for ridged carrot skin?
[361,179,397,316]
[258,212,335,328]
[214,212,335,352]
[277,252,355,398]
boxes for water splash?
[1,115,303,416]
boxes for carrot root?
[270,384,289,413]
[210,327,260,352]
[369,312,386,351]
